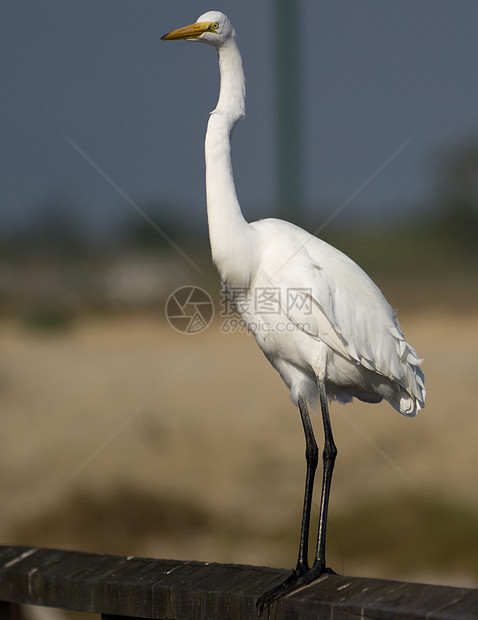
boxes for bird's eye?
[210,22,219,32]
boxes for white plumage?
[162,10,425,610]
[232,217,425,415]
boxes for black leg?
[256,384,337,615]
[256,397,319,614]
[312,378,337,574]
[296,396,319,572]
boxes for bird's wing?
[252,219,422,388]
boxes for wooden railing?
[0,545,477,619]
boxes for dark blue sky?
[2,1,477,236]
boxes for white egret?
[162,11,425,611]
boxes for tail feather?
[390,363,426,417]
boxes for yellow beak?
[161,21,214,41]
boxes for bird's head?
[161,11,235,47]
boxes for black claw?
[256,570,299,615]
[256,564,330,616]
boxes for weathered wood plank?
[0,545,477,619]
[0,546,284,619]
[274,575,478,620]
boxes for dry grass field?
[1,304,478,592]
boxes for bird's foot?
[256,568,306,615]
[256,562,334,616]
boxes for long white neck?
[205,37,253,286]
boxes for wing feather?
[251,219,425,410]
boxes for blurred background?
[1,1,478,614]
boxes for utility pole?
[275,0,303,222]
